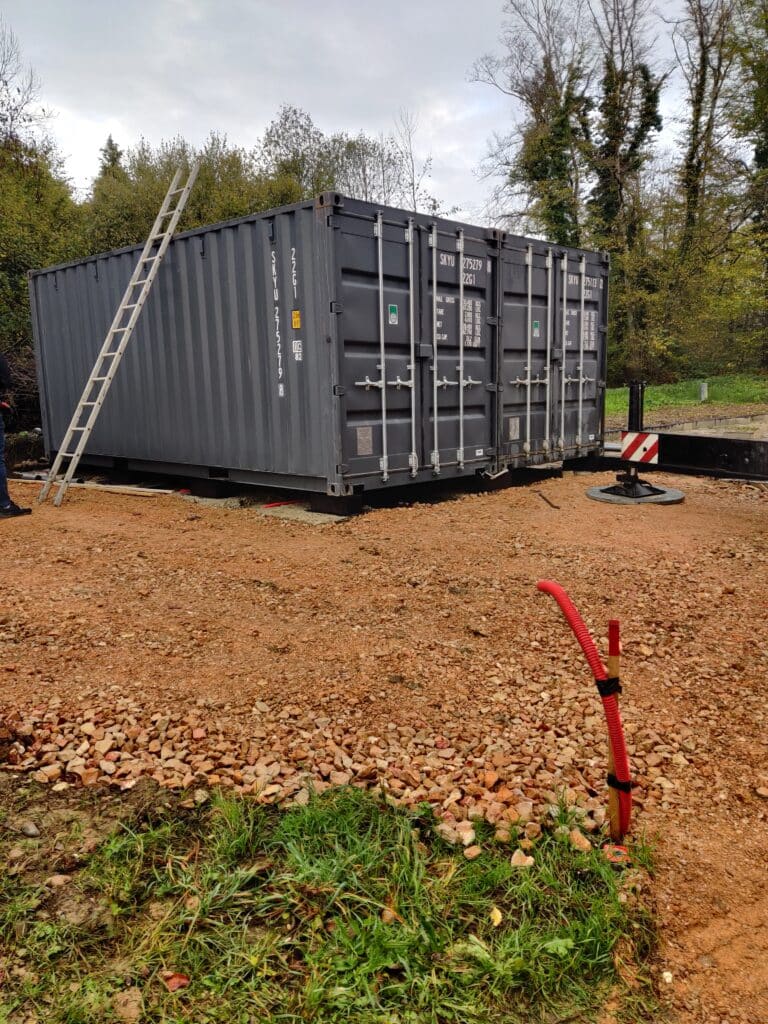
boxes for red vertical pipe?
[536,582,632,838]
[608,619,620,658]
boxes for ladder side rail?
[39,162,199,505]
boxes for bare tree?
[392,109,437,212]
[670,0,740,258]
[332,131,405,206]
[0,16,44,143]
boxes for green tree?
[98,134,125,176]
[731,0,768,362]
[85,132,301,254]
[0,18,82,425]
[0,137,83,423]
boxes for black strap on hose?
[596,676,621,698]
[607,773,633,794]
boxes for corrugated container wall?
[30,194,609,496]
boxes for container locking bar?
[429,225,440,474]
[456,229,465,468]
[577,255,586,448]
[544,248,553,453]
[374,212,389,481]
[558,253,568,452]
[406,219,418,475]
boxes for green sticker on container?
[532,319,540,337]
[388,304,398,325]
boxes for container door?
[339,212,421,480]
[498,244,556,459]
[554,253,606,455]
[421,224,495,474]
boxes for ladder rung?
[133,278,149,286]
[142,255,159,263]
[101,352,119,357]
[123,303,139,309]
[81,401,97,406]
[92,377,109,382]
[169,187,185,195]
[112,327,129,332]
[71,426,86,431]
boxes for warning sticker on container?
[388,304,398,325]
[356,426,373,457]
[292,338,303,362]
[292,309,301,330]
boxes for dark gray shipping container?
[29,194,608,496]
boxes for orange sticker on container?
[291,310,301,330]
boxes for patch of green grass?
[0,789,659,1024]
[605,372,768,415]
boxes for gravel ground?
[1,472,767,1023]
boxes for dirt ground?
[1,471,767,1023]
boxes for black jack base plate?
[586,467,685,505]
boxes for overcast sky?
[3,0,516,219]
[3,1,686,221]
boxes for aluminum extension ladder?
[38,160,201,507]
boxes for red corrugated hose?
[536,579,632,839]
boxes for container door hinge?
[486,382,503,392]
[330,300,344,314]
[486,315,498,326]
[333,384,346,397]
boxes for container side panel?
[31,208,333,481]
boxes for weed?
[0,787,659,1024]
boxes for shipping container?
[29,194,609,498]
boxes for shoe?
[0,502,31,518]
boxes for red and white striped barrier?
[620,431,659,464]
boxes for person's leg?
[0,415,30,516]
[0,414,10,508]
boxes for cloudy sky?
[3,0,516,218]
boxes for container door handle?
[354,375,384,391]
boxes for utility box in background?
[29,194,608,497]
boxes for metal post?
[627,380,646,432]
